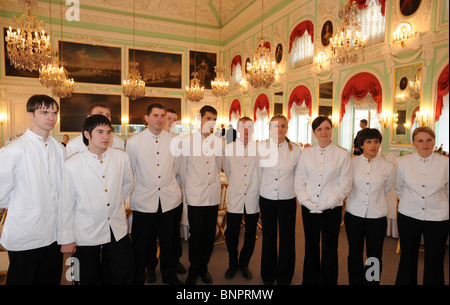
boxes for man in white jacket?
[58,114,135,285]
[0,95,65,285]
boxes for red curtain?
[340,72,383,122]
[229,99,241,121]
[254,94,270,121]
[258,41,271,50]
[352,0,386,16]
[230,55,242,76]
[288,20,314,53]
[288,85,312,120]
[435,64,449,121]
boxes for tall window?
[288,103,311,145]
[290,32,314,69]
[254,107,269,141]
[232,63,242,86]
[437,93,449,152]
[359,0,386,47]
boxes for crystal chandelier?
[123,0,145,100]
[330,0,367,65]
[5,0,52,72]
[185,0,204,103]
[39,56,69,89]
[123,62,146,100]
[211,66,229,97]
[51,77,74,98]
[246,0,278,89]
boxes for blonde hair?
[270,114,293,151]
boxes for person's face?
[360,122,367,129]
[269,118,288,142]
[362,138,380,160]
[165,112,178,130]
[413,132,435,158]
[84,124,112,154]
[201,111,217,134]
[28,104,59,136]
[63,135,69,142]
[145,108,165,133]
[314,120,332,145]
[237,120,254,142]
[90,107,111,120]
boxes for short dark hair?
[200,105,217,117]
[26,95,59,113]
[166,108,177,114]
[146,103,165,116]
[358,128,382,148]
[360,119,368,125]
[311,116,332,132]
[82,114,112,146]
[87,102,110,116]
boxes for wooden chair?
[215,183,228,245]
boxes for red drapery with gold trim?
[435,64,449,121]
[288,85,312,120]
[254,94,270,121]
[288,20,314,53]
[229,99,241,121]
[230,55,242,76]
[351,0,386,16]
[340,72,382,122]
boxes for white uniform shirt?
[224,140,261,214]
[0,129,65,251]
[295,143,352,209]
[346,155,395,218]
[58,148,134,246]
[259,139,301,200]
[395,152,449,221]
[66,133,125,158]
[179,132,223,207]
[126,129,181,213]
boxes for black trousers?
[344,212,387,285]
[173,203,183,264]
[132,203,178,284]
[225,209,259,269]
[259,196,297,284]
[187,205,218,276]
[301,205,342,285]
[74,231,135,285]
[6,241,62,285]
[396,213,449,285]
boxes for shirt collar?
[414,152,433,163]
[26,129,49,145]
[146,128,162,141]
[87,148,108,160]
[318,142,332,153]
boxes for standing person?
[127,103,183,285]
[394,127,449,285]
[66,102,125,157]
[353,119,368,156]
[58,115,135,285]
[179,105,222,285]
[345,128,395,285]
[0,95,65,285]
[163,108,187,276]
[259,114,301,285]
[295,116,352,285]
[61,134,70,147]
[223,117,260,280]
[226,124,237,144]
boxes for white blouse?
[126,129,182,213]
[0,129,65,251]
[66,133,125,158]
[178,132,223,207]
[395,152,449,221]
[224,140,261,214]
[58,148,134,246]
[346,155,395,219]
[259,139,301,200]
[295,143,352,209]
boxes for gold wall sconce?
[393,22,415,47]
[314,51,327,70]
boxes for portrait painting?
[275,43,283,64]
[319,81,333,99]
[130,49,182,89]
[60,93,122,132]
[244,58,251,74]
[189,51,217,89]
[59,41,121,85]
[400,0,422,16]
[129,96,182,125]
[321,20,333,47]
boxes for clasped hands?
[302,200,333,214]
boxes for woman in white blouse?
[295,116,352,285]
[395,127,449,285]
[345,128,395,285]
[259,114,301,285]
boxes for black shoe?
[200,272,213,284]
[225,267,237,280]
[185,273,197,285]
[240,267,253,280]
[145,269,157,283]
[163,277,184,285]
[176,262,187,274]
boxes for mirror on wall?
[273,91,284,116]
[318,81,333,119]
[391,63,422,145]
